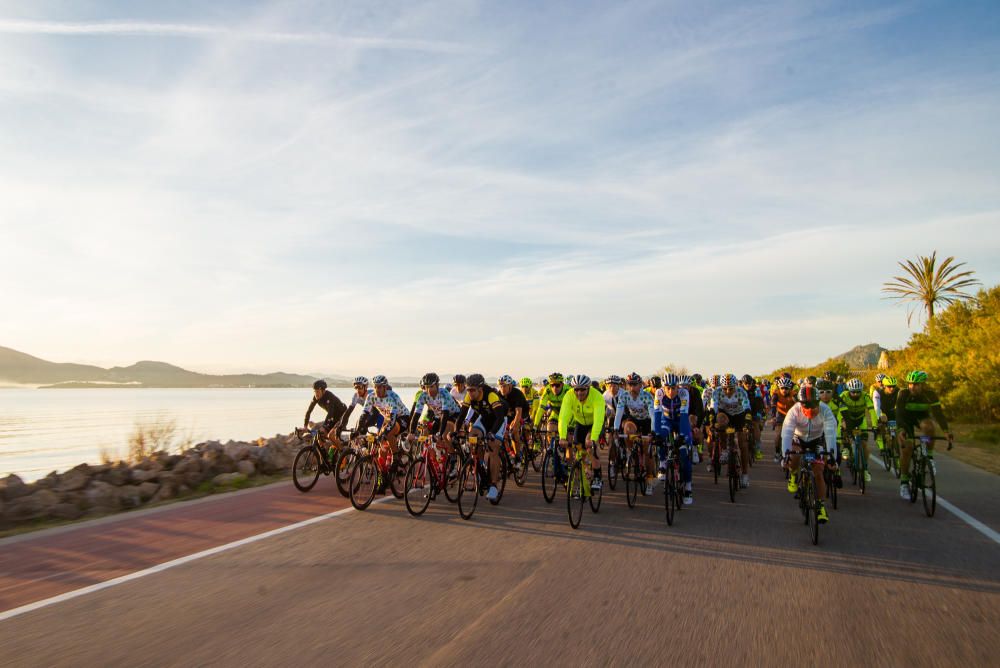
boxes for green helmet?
[520,377,533,388]
[905,370,928,384]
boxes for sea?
[0,387,419,482]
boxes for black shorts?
[898,412,931,438]
[842,416,867,433]
[792,436,826,453]
[623,417,652,436]
[723,411,747,430]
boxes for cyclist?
[558,374,605,490]
[407,372,461,451]
[838,378,877,482]
[709,374,753,488]
[520,377,539,417]
[603,374,623,415]
[740,374,766,461]
[335,376,374,434]
[659,373,695,504]
[497,374,530,457]
[614,372,657,494]
[896,370,953,499]
[781,386,837,524]
[772,377,797,461]
[533,372,571,437]
[358,375,411,449]
[873,375,899,454]
[304,379,348,439]
[458,373,509,502]
[450,374,467,405]
[681,374,705,454]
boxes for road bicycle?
[403,425,464,516]
[904,434,951,517]
[841,427,874,494]
[663,434,685,526]
[622,433,648,509]
[785,450,829,546]
[292,426,359,497]
[566,441,602,529]
[349,428,409,511]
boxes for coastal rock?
[85,481,120,511]
[223,442,251,461]
[163,454,183,470]
[4,489,60,521]
[212,473,247,487]
[130,468,160,484]
[150,482,177,503]
[183,471,204,487]
[99,464,130,486]
[57,468,91,492]
[202,452,237,476]
[1,474,31,501]
[118,485,143,509]
[34,471,60,490]
[171,456,201,475]
[236,460,256,477]
[137,482,160,501]
[257,445,291,475]
[51,503,84,521]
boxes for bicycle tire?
[664,468,675,526]
[389,460,407,499]
[513,448,528,487]
[624,452,638,509]
[567,461,584,529]
[806,481,819,545]
[530,437,542,472]
[589,468,602,513]
[728,447,738,503]
[404,457,432,516]
[349,455,378,511]
[828,469,838,510]
[908,455,919,503]
[607,447,618,491]
[712,446,720,485]
[292,446,322,493]
[457,458,479,520]
[490,453,507,505]
[922,463,936,517]
[541,450,557,504]
[335,451,357,498]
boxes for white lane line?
[0,496,394,623]
[868,454,1000,547]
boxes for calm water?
[0,387,418,482]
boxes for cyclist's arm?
[929,393,950,432]
[304,398,318,427]
[821,403,838,456]
[613,396,626,431]
[872,391,882,420]
[780,407,796,454]
[590,392,605,442]
[557,396,573,440]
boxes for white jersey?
[780,402,837,455]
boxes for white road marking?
[0,496,394,622]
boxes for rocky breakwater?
[0,434,300,530]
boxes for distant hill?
[831,343,887,370]
[0,346,323,388]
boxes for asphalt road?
[1,433,998,667]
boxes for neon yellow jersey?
[558,387,606,442]
[522,386,539,416]
[533,384,570,426]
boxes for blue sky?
[1,0,998,378]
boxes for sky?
[1,0,999,379]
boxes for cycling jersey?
[613,389,655,431]
[780,402,838,455]
[658,389,693,443]
[533,384,570,426]
[409,387,461,431]
[773,391,796,416]
[558,387,606,442]
[838,391,875,428]
[709,387,751,416]
[336,388,374,431]
[602,388,618,416]
[522,386,540,416]
[873,388,898,420]
[460,386,508,434]
[361,389,410,437]
[304,390,347,428]
[501,387,530,419]
[895,388,949,432]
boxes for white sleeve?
[872,390,882,419]
[780,406,795,455]
[821,403,837,454]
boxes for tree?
[882,252,980,327]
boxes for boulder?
[50,503,84,521]
[137,482,160,501]
[118,485,143,509]
[236,460,256,477]
[171,456,201,475]
[150,482,177,503]
[130,468,160,484]
[202,452,237,476]
[98,464,130,486]
[223,442,252,461]
[257,446,291,475]
[84,481,120,512]
[33,471,59,490]
[57,468,91,493]
[1,474,31,501]
[212,473,247,487]
[163,454,183,470]
[4,489,60,522]
[183,471,204,488]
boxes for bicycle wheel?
[664,468,676,526]
[727,450,738,502]
[389,460,407,499]
[541,450,557,504]
[921,462,936,517]
[589,468,602,513]
[489,454,507,506]
[335,450,357,498]
[457,458,479,520]
[908,456,919,503]
[712,448,720,485]
[607,446,618,491]
[350,455,378,511]
[880,439,892,472]
[513,448,528,487]
[805,478,819,545]
[443,452,462,503]
[624,452,638,509]
[292,446,322,493]
[567,461,584,529]
[891,442,901,479]
[403,457,432,516]
[530,436,542,472]
[827,468,838,510]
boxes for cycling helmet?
[571,374,592,388]
[798,386,819,407]
[312,379,328,391]
[420,372,440,387]
[690,373,703,385]
[679,375,692,385]
[466,373,486,388]
[883,376,898,387]
[905,370,928,384]
[837,375,846,383]
[650,376,662,388]
[782,372,793,380]
[815,379,834,392]
[824,370,837,382]
[776,377,793,390]
[874,373,886,384]
[372,375,389,386]
[498,374,515,386]
[740,374,754,386]
[548,372,564,384]
[663,373,680,387]
[605,374,623,385]
[625,372,642,385]
[846,378,863,392]
[520,377,533,388]
[720,374,735,389]
[353,376,369,387]
[452,374,466,385]
[710,374,721,388]
[805,375,816,387]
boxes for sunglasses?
[574,387,589,393]
[551,382,563,388]
[849,391,861,397]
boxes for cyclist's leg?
[920,418,937,455]
[898,424,914,481]
[733,412,750,481]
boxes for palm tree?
[882,252,980,326]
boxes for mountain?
[0,346,320,388]
[831,343,887,370]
